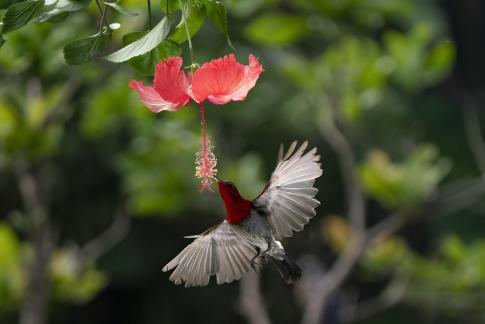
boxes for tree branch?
[435,174,485,217]
[300,233,366,324]
[81,205,131,262]
[15,162,54,324]
[318,110,366,231]
[239,272,271,324]
[299,106,368,324]
[462,90,485,174]
[340,271,408,323]
[366,212,405,245]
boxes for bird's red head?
[217,180,252,224]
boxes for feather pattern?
[254,141,323,240]
[162,222,257,287]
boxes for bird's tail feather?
[272,255,302,284]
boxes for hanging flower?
[129,54,264,191]
[191,54,264,105]
[129,57,191,112]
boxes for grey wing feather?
[162,222,257,287]
[255,141,323,240]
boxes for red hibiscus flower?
[129,54,264,191]
[129,57,191,112]
[190,54,264,104]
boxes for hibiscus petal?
[191,54,264,104]
[153,57,191,107]
[226,55,264,101]
[129,80,181,112]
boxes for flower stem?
[147,0,152,29]
[94,0,103,13]
[98,3,109,34]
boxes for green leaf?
[104,2,138,17]
[2,0,45,33]
[169,1,205,44]
[104,16,170,63]
[244,13,308,46]
[0,0,16,10]
[63,31,112,65]
[36,0,91,22]
[45,11,69,23]
[202,0,233,48]
[0,34,5,49]
[123,31,181,76]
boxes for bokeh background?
[1,0,485,323]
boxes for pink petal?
[129,80,181,112]
[153,57,191,107]
[191,54,264,104]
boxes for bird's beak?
[214,175,222,181]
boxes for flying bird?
[162,141,322,287]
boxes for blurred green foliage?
[364,234,485,317]
[0,224,23,309]
[0,0,484,323]
[49,249,107,304]
[359,146,450,209]
[0,223,106,310]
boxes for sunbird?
[163,141,322,287]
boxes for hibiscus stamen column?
[195,103,217,191]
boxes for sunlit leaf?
[63,31,112,65]
[322,215,351,252]
[104,16,170,63]
[1,0,45,33]
[104,2,138,17]
[35,0,91,22]
[123,31,181,76]
[425,39,455,83]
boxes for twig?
[404,291,485,311]
[366,212,405,245]
[239,272,271,324]
[340,271,408,323]
[81,205,130,262]
[318,108,366,231]
[147,0,152,29]
[94,0,103,14]
[462,91,485,174]
[435,174,485,217]
[98,1,110,34]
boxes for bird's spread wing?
[162,222,257,287]
[254,141,322,240]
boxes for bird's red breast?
[217,181,252,224]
